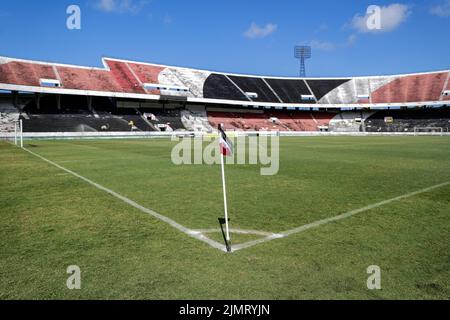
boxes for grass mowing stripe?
[232,181,450,251]
[22,147,228,252]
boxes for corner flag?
[219,124,233,156]
[218,124,232,252]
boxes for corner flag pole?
[20,119,23,148]
[220,151,231,244]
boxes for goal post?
[413,127,444,136]
[2,119,24,147]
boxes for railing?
[1,130,450,141]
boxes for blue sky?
[0,0,449,77]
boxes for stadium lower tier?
[1,96,449,133]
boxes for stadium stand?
[328,111,374,132]
[158,67,210,98]
[203,74,249,101]
[311,111,337,130]
[441,72,450,101]
[227,76,280,103]
[105,60,146,94]
[320,79,371,104]
[127,62,165,95]
[1,56,448,108]
[207,109,336,131]
[181,109,214,132]
[0,60,57,87]
[111,108,155,131]
[139,106,186,132]
[21,114,135,133]
[266,110,335,131]
[307,79,350,102]
[1,56,449,134]
[239,112,284,131]
[207,111,244,130]
[207,109,279,131]
[264,79,313,104]
[56,66,123,92]
[365,108,450,132]
[2,94,449,133]
[20,95,155,132]
[0,98,20,133]
[371,72,448,103]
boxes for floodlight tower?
[294,45,311,77]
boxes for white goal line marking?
[23,147,228,252]
[232,181,450,252]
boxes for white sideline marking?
[232,181,450,252]
[23,148,228,252]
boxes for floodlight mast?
[294,46,312,77]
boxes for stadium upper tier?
[0,56,449,108]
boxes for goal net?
[413,127,444,136]
[1,119,23,147]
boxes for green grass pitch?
[0,136,449,299]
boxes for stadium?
[1,55,449,135]
[1,1,449,303]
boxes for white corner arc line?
[232,181,450,252]
[23,148,227,252]
[194,228,276,237]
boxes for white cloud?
[314,23,329,34]
[351,4,411,33]
[95,0,149,14]
[307,34,358,52]
[346,34,357,46]
[244,23,277,39]
[430,0,450,17]
[309,40,336,51]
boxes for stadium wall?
[2,131,449,141]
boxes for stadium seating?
[181,110,214,132]
[158,67,210,98]
[310,111,337,130]
[106,60,146,94]
[371,72,448,103]
[203,74,249,101]
[307,79,350,102]
[139,107,186,131]
[208,110,278,131]
[56,66,123,92]
[328,111,374,132]
[1,56,448,107]
[207,111,244,130]
[320,79,371,104]
[268,111,327,131]
[207,109,336,131]
[0,99,20,133]
[365,108,450,132]
[227,76,280,103]
[2,96,449,133]
[443,72,450,101]
[127,62,165,95]
[20,95,156,132]
[263,79,313,104]
[1,56,450,134]
[0,60,57,87]
[21,113,138,133]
